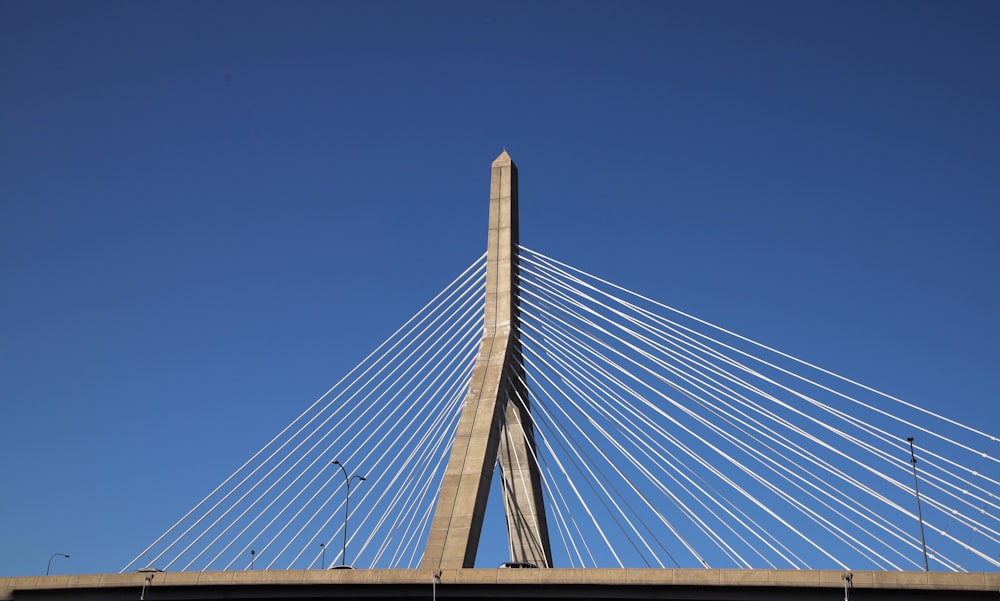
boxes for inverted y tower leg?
[422,151,552,570]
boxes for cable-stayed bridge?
[116,248,999,574]
[5,153,998,600]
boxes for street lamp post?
[907,436,930,571]
[320,543,326,569]
[332,459,366,567]
[46,553,70,575]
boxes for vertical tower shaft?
[422,151,551,569]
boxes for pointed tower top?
[493,149,513,164]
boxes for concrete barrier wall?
[4,569,999,600]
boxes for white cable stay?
[507,360,689,568]
[504,369,598,568]
[121,256,486,573]
[519,325,796,569]
[518,343,709,567]
[204,259,479,570]
[353,338,476,567]
[498,381,549,562]
[522,251,996,568]
[524,253,984,482]
[191,264,484,572]
[520,276,924,568]
[517,249,998,571]
[520,253,996,503]
[530,314,861,569]
[521,346,679,565]
[377,393,460,568]
[279,316,476,569]
[286,364,464,571]
[124,256,485,572]
[522,305,817,568]
[523,363,629,567]
[276,315,481,570]
[520,247,998,466]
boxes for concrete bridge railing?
[4,568,999,600]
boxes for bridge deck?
[4,569,998,600]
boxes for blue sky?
[1,0,998,577]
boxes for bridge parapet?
[4,569,998,600]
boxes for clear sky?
[1,0,998,577]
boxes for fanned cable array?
[513,246,999,572]
[125,248,999,573]
[123,256,486,573]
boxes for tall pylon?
[422,151,552,570]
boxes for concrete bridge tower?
[421,151,552,570]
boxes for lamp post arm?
[46,553,69,576]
